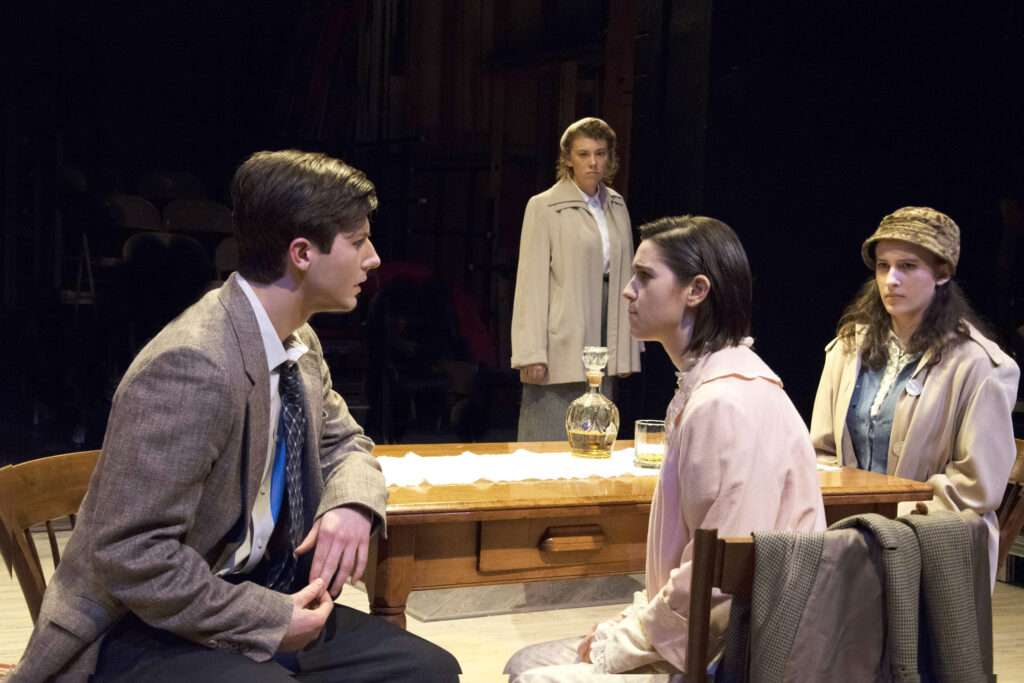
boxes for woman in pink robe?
[505,215,826,681]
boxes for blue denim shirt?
[846,360,919,474]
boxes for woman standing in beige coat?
[811,206,1020,587]
[511,117,642,441]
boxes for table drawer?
[479,512,647,572]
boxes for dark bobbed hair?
[555,117,620,186]
[836,275,986,371]
[231,149,378,283]
[639,215,752,355]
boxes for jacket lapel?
[219,277,271,521]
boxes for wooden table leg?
[367,526,415,629]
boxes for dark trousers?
[92,605,460,682]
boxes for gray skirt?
[518,276,613,442]
[518,276,615,442]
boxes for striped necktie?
[265,360,306,591]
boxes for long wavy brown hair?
[836,276,985,371]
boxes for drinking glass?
[634,419,666,468]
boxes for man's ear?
[687,274,711,307]
[288,237,313,272]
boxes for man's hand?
[521,363,547,384]
[296,506,372,597]
[278,578,333,653]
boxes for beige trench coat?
[810,321,1020,585]
[510,179,642,384]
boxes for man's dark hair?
[639,215,752,355]
[231,149,378,283]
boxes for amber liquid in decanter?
[565,346,620,458]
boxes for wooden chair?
[214,235,240,280]
[137,170,206,205]
[163,198,234,235]
[997,438,1024,569]
[0,450,100,623]
[102,194,162,231]
[120,231,214,351]
[684,528,753,682]
[687,515,995,681]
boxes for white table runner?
[378,448,842,487]
[378,448,657,487]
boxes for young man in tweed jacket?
[10,150,459,682]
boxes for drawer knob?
[538,525,606,552]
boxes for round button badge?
[906,378,922,396]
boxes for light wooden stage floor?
[3,531,1023,682]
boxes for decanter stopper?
[565,346,620,458]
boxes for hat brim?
[861,223,955,274]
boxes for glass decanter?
[565,346,620,458]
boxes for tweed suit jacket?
[10,275,387,683]
[718,510,992,681]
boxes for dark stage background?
[2,0,1022,462]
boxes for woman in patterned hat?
[810,206,1020,587]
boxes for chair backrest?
[117,231,215,350]
[684,528,753,682]
[214,236,240,279]
[163,198,234,234]
[997,438,1024,569]
[138,170,206,204]
[102,194,162,231]
[0,450,100,623]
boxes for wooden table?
[364,441,932,627]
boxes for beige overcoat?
[511,179,642,384]
[810,321,1020,585]
[10,276,387,682]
